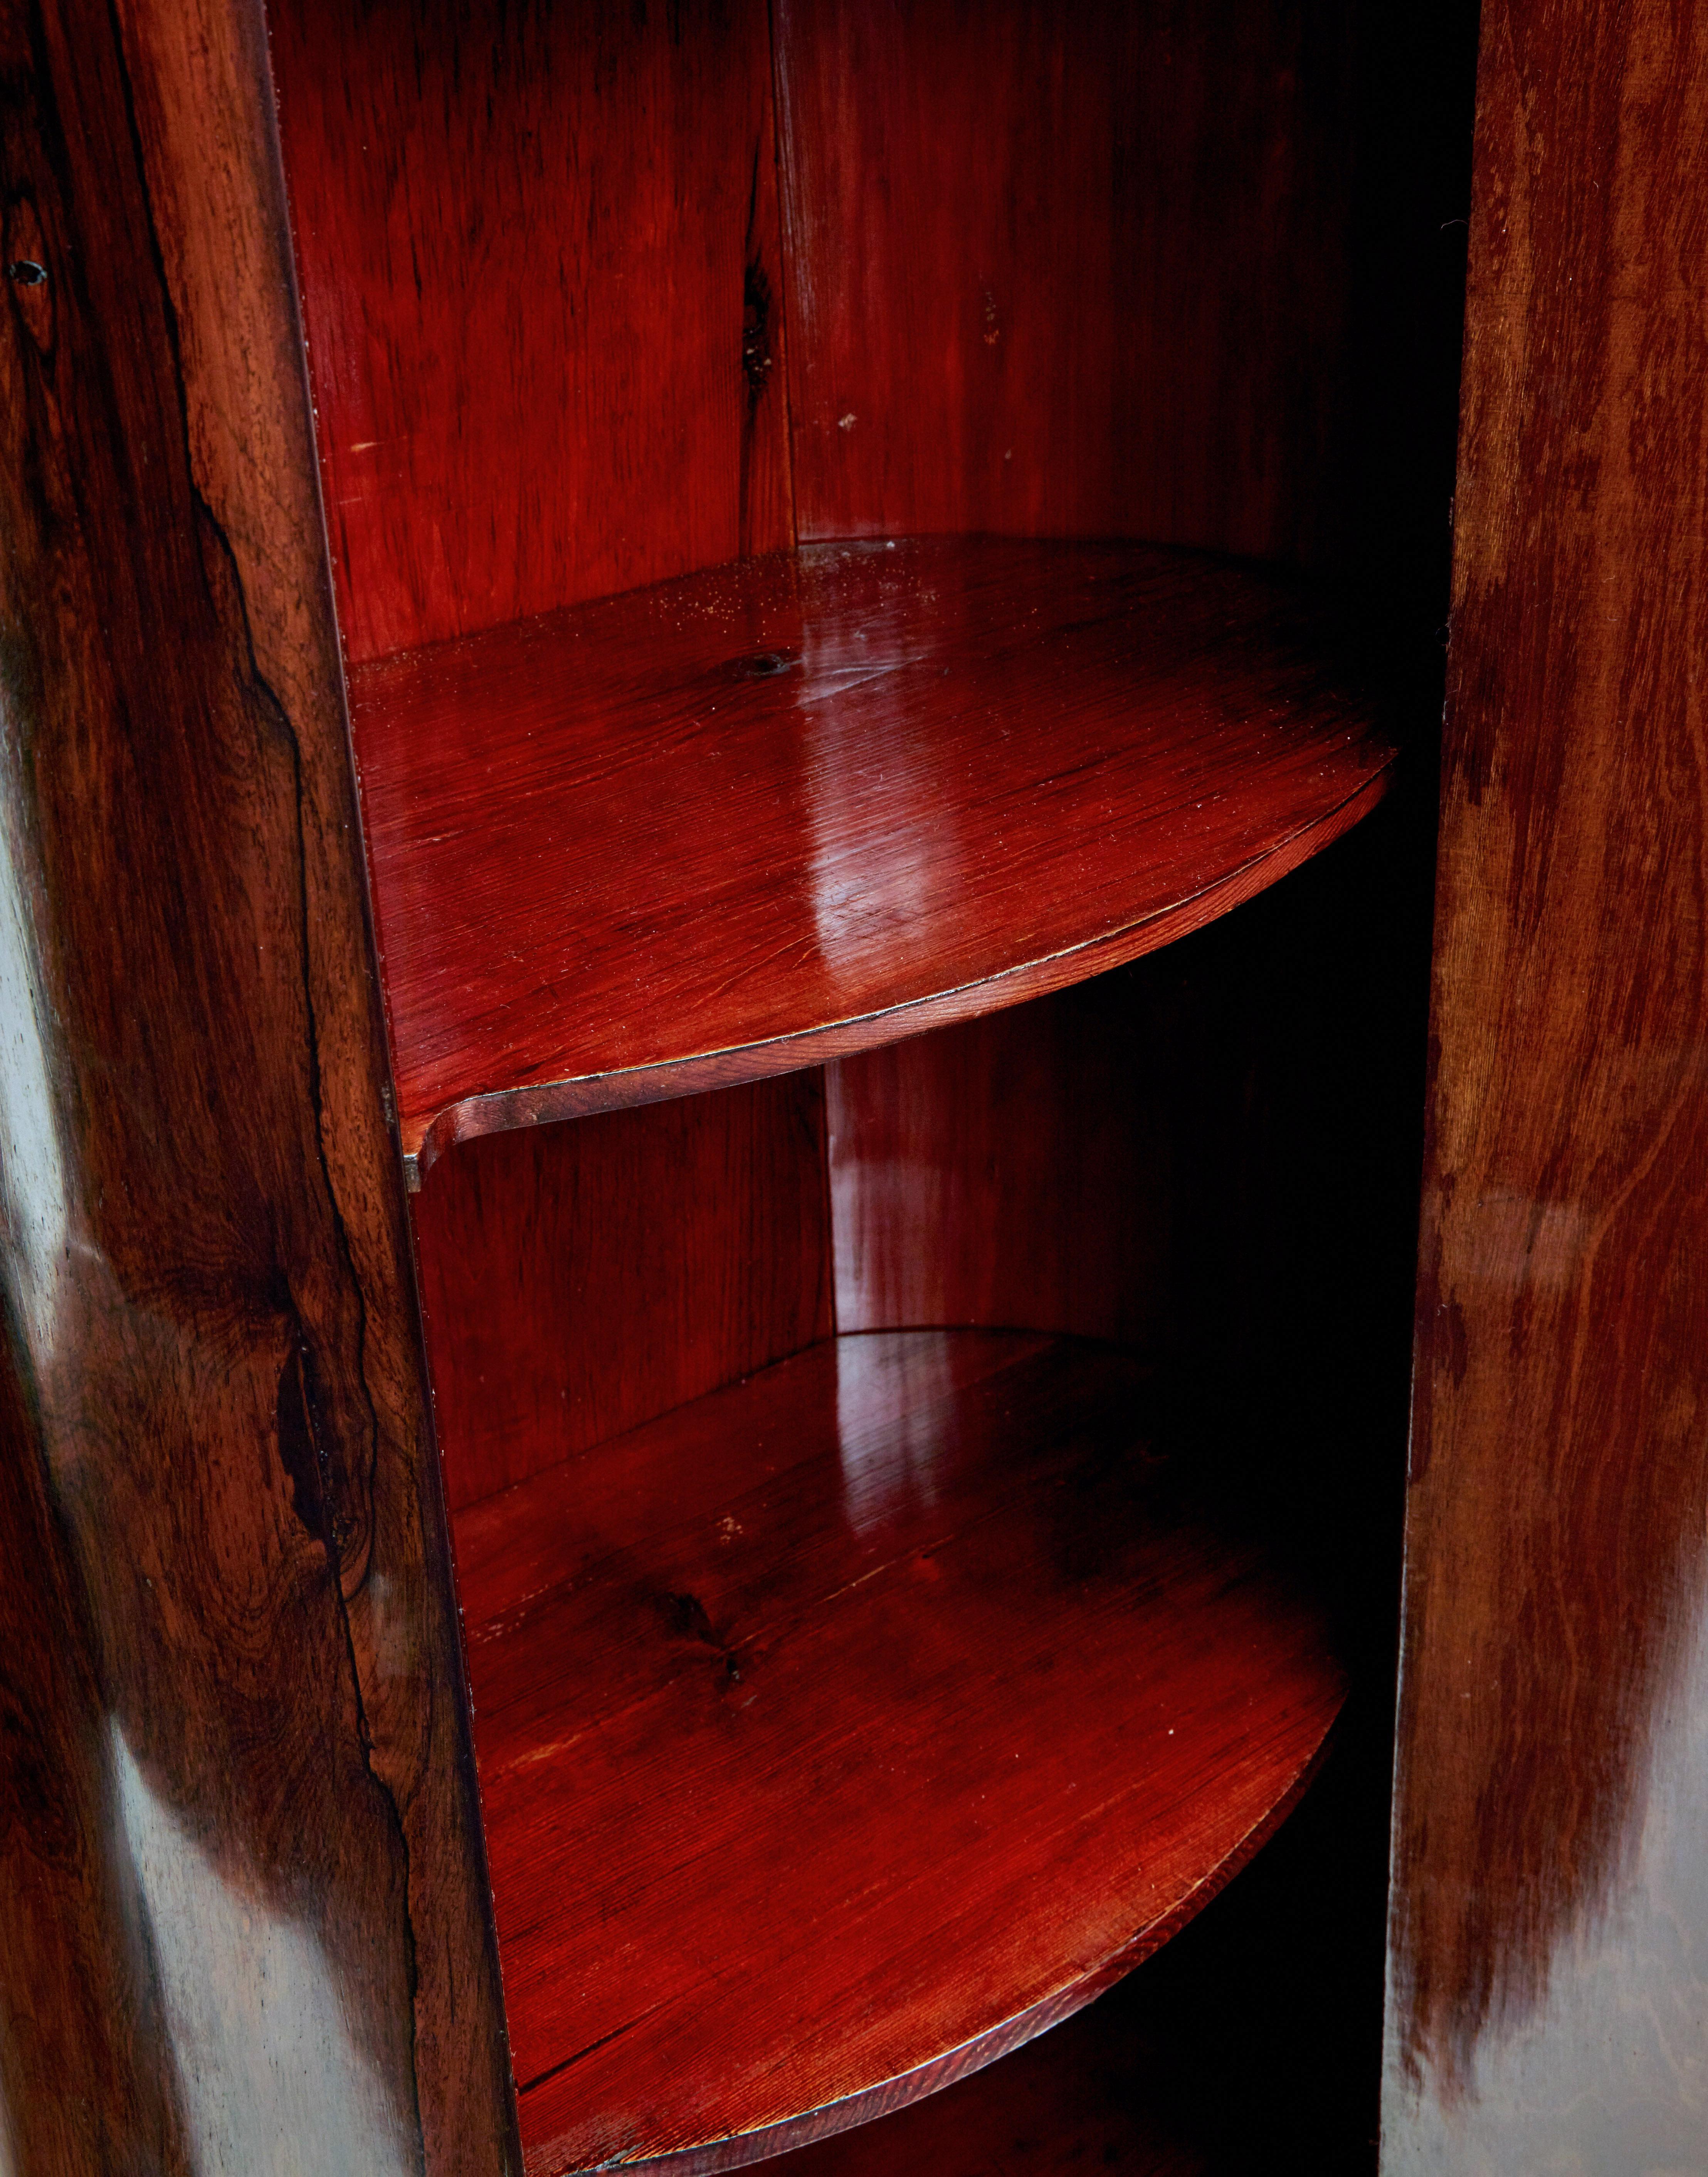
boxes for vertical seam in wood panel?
[764,0,800,548]
[817,1063,839,1339]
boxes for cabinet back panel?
[415,813,1420,1516]
[825,800,1431,1647]
[268,0,792,663]
[774,0,1357,560]
[826,981,1176,1347]
[271,0,1370,671]
[414,1073,832,1511]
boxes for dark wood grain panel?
[826,979,1173,1344]
[415,1073,833,1511]
[452,1330,1344,2175]
[0,2,513,2168]
[1384,0,1708,2163]
[267,0,792,665]
[351,538,1395,1178]
[773,0,1355,562]
[0,1334,191,2170]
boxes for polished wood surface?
[415,1073,832,1510]
[764,1762,1387,2177]
[270,0,1406,673]
[774,0,1355,564]
[351,538,1394,1178]
[763,1984,1215,2177]
[268,0,792,664]
[827,979,1173,1345]
[0,0,1490,2168]
[452,1329,1345,2174]
[1383,0,1708,2167]
[0,0,513,2169]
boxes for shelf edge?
[523,1727,1341,2177]
[407,760,1395,1186]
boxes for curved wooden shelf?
[760,1967,1242,2177]
[451,1330,1345,2176]
[349,539,1395,1179]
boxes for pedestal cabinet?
[2,3,1701,2176]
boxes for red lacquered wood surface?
[452,1329,1345,2175]
[774,0,1355,565]
[267,0,792,664]
[760,1966,1241,2177]
[827,979,1173,1345]
[761,1982,1212,2177]
[414,1073,832,1511]
[351,538,1394,1178]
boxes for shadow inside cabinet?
[408,795,1432,2175]
[260,0,1478,2165]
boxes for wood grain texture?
[757,1976,1215,2177]
[0,2,514,2169]
[452,1329,1345,2175]
[763,1718,1407,2177]
[351,538,1394,1179]
[826,977,1173,1344]
[773,0,1355,562]
[268,0,793,665]
[414,1073,833,1511]
[0,1323,190,2169]
[820,804,1438,1650]
[1383,0,1708,2162]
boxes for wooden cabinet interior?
[351,540,1394,1179]
[269,0,1362,666]
[454,1327,1342,2172]
[264,0,1476,2170]
[411,879,1396,2170]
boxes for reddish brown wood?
[760,1981,1214,2177]
[0,0,1485,2169]
[760,1968,1246,2177]
[452,1329,1345,2175]
[827,979,1174,1344]
[0,0,513,2169]
[0,1324,190,2169]
[773,0,1356,564]
[350,538,1395,1179]
[267,0,793,666]
[414,1074,833,1510]
[760,1721,1396,2177]
[1384,0,1708,2166]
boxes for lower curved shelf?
[451,1331,1345,2176]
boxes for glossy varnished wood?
[452,1330,1345,2174]
[414,1073,832,1511]
[268,0,792,664]
[762,1920,1304,2177]
[0,1,513,2169]
[1384,1,1708,2167]
[774,0,1356,565]
[761,1987,1212,2177]
[351,538,1394,1178]
[760,1714,1402,2177]
[827,980,1173,1345]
